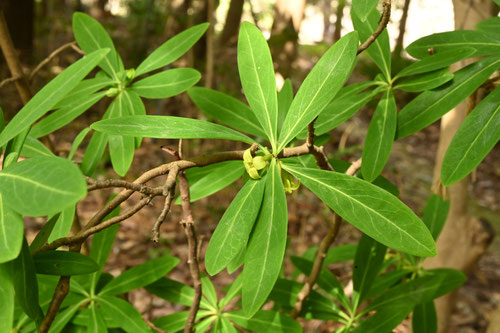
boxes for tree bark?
[220,0,244,46]
[393,0,410,56]
[423,1,496,332]
[333,0,345,42]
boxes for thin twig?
[86,177,163,195]
[357,0,392,55]
[152,166,180,243]
[29,41,78,81]
[0,75,21,88]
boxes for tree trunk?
[423,1,496,332]
[269,0,306,78]
[3,0,34,57]
[393,0,410,56]
[220,0,244,46]
[333,0,345,42]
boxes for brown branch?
[86,177,163,196]
[357,0,392,55]
[0,74,21,88]
[29,41,78,81]
[290,157,362,318]
[178,171,202,333]
[152,166,180,243]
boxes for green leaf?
[219,275,243,308]
[48,300,84,333]
[395,68,454,92]
[278,32,358,152]
[68,128,92,161]
[352,0,378,22]
[475,17,500,40]
[277,79,293,131]
[201,274,218,307]
[361,89,397,182]
[282,164,436,257]
[352,235,387,306]
[11,237,44,326]
[91,115,254,144]
[20,136,55,158]
[80,130,108,176]
[395,48,476,78]
[412,301,437,333]
[313,87,381,136]
[33,251,99,275]
[352,8,391,80]
[0,264,14,332]
[153,311,189,332]
[130,68,200,99]
[238,21,278,150]
[96,296,150,333]
[242,160,287,316]
[0,106,4,134]
[145,277,212,309]
[422,194,450,240]
[31,91,106,139]
[48,204,76,242]
[365,269,466,312]
[53,77,113,109]
[88,302,107,333]
[441,84,500,185]
[0,49,109,148]
[99,256,179,296]
[219,316,238,333]
[29,215,59,253]
[195,316,216,332]
[406,30,500,59]
[188,87,266,138]
[324,244,357,264]
[365,269,412,300]
[107,94,135,177]
[226,310,302,333]
[136,23,209,76]
[205,178,265,275]
[72,12,123,80]
[0,156,87,217]
[352,303,415,333]
[0,193,23,263]
[179,161,245,203]
[227,245,245,274]
[397,56,500,139]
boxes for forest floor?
[2,40,499,333]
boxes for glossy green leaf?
[422,194,450,240]
[352,0,378,22]
[53,77,113,109]
[205,178,265,275]
[324,244,357,264]
[33,251,99,275]
[219,275,243,308]
[352,8,391,80]
[242,160,287,316]
[99,256,179,296]
[48,204,75,242]
[108,94,135,177]
[201,274,218,307]
[0,264,14,332]
[146,277,211,309]
[0,107,4,134]
[29,215,59,253]
[395,68,454,92]
[123,90,146,148]
[278,31,358,152]
[227,310,302,333]
[361,89,397,182]
[352,303,415,333]
[0,156,87,216]
[80,130,108,176]
[68,128,92,161]
[88,303,107,333]
[136,23,209,76]
[365,269,466,312]
[20,136,54,158]
[395,48,476,78]
[352,235,386,306]
[91,115,254,144]
[397,56,500,139]
[31,91,106,139]
[153,311,189,332]
[0,193,23,263]
[2,128,28,169]
[412,301,437,333]
[406,30,500,59]
[188,87,266,138]
[73,12,123,79]
[130,68,200,99]
[0,49,109,148]
[180,160,245,203]
[227,245,245,274]
[476,17,500,40]
[11,237,44,326]
[219,316,238,333]
[314,87,381,136]
[96,296,150,333]
[283,164,436,257]
[238,22,278,149]
[195,316,216,332]
[48,300,84,333]
[364,269,412,300]
[441,85,500,185]
[277,79,293,131]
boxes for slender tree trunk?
[220,0,244,46]
[394,0,411,56]
[322,0,332,43]
[333,0,345,42]
[4,0,34,58]
[423,1,496,332]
